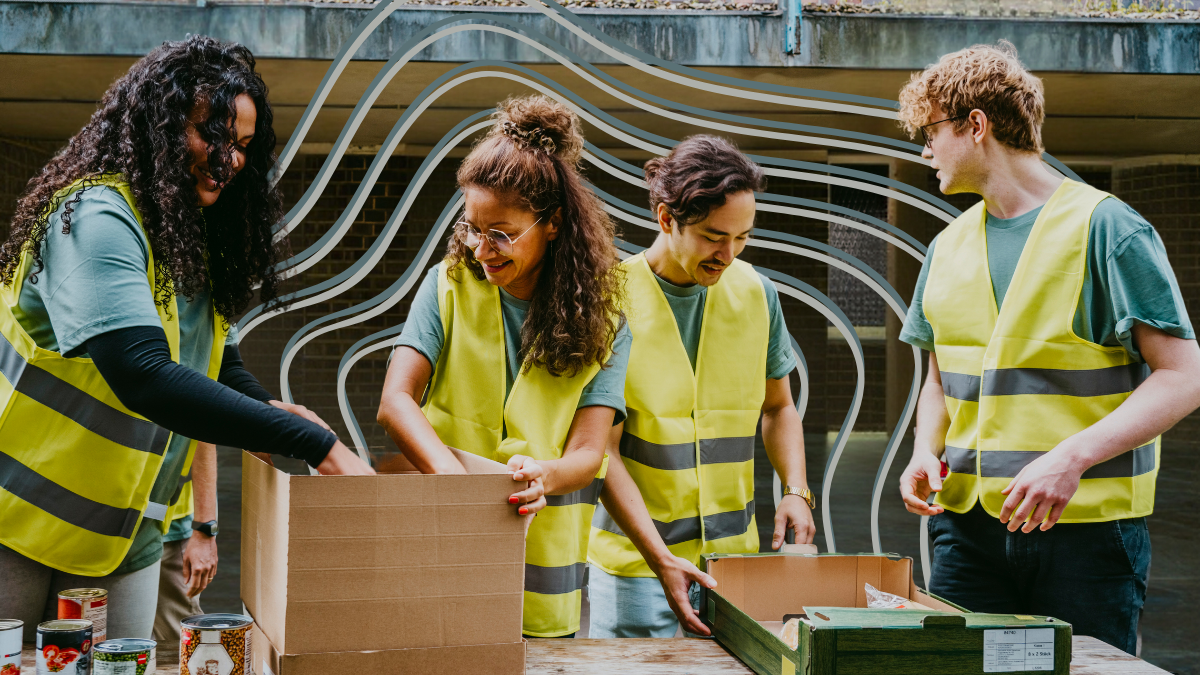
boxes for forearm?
[217,344,274,403]
[540,448,605,496]
[191,442,217,523]
[377,393,465,474]
[761,404,807,488]
[1058,367,1200,469]
[88,327,337,467]
[912,370,950,460]
[598,447,674,569]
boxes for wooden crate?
[701,553,1072,675]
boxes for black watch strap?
[192,520,219,537]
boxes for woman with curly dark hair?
[0,36,371,642]
[378,95,628,639]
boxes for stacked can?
[94,639,156,675]
[0,619,22,675]
[37,619,93,675]
[58,590,108,644]
[179,614,253,675]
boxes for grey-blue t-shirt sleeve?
[578,319,631,424]
[759,273,798,380]
[14,187,165,356]
[1080,198,1195,361]
[899,235,938,353]
[393,265,445,368]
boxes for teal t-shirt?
[900,197,1195,361]
[650,270,797,380]
[10,186,229,573]
[394,263,631,422]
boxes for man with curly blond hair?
[894,42,1200,654]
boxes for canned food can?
[37,619,93,675]
[180,614,253,675]
[93,639,156,675]
[0,619,23,675]
[58,589,108,644]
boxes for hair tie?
[500,120,557,154]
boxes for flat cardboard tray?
[702,553,1072,675]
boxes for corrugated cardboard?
[706,553,959,619]
[240,449,527,659]
[254,625,527,675]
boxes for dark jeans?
[928,504,1150,655]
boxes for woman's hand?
[316,442,376,475]
[506,455,547,515]
[269,399,333,431]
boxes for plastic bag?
[865,582,912,609]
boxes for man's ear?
[656,203,674,234]
[970,109,989,145]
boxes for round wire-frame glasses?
[456,217,542,256]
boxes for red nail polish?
[509,496,519,504]
[519,507,528,515]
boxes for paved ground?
[203,433,1197,674]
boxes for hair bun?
[493,95,584,165]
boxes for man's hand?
[507,455,547,515]
[649,555,717,637]
[772,494,816,549]
[999,444,1083,532]
[182,534,218,598]
[269,399,333,431]
[316,442,376,475]
[899,449,945,516]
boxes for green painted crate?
[701,553,1072,675]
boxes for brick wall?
[1112,159,1200,445]
[0,137,59,241]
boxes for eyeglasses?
[919,114,971,149]
[456,217,542,256]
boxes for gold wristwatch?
[783,485,816,510]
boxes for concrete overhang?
[1,0,1197,160]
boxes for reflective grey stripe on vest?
[620,434,695,471]
[940,372,981,402]
[943,446,977,474]
[699,437,754,465]
[0,451,141,538]
[982,363,1147,397]
[979,442,1156,479]
[168,471,193,507]
[545,477,604,507]
[703,500,756,541]
[0,331,170,455]
[592,503,702,546]
[524,562,587,596]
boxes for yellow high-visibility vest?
[0,175,225,575]
[588,253,768,577]
[422,260,609,637]
[924,179,1158,522]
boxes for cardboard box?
[240,449,526,662]
[254,625,527,675]
[702,553,1072,675]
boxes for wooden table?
[20,636,1170,674]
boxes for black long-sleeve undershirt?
[218,343,276,403]
[86,326,337,467]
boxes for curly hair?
[897,40,1045,153]
[0,35,286,320]
[645,135,766,227]
[446,95,624,378]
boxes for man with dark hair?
[896,43,1200,654]
[587,135,815,638]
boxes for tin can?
[93,639,156,675]
[0,619,22,675]
[37,619,92,675]
[179,614,252,675]
[58,589,108,644]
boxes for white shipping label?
[984,628,1055,672]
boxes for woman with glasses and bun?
[378,95,630,638]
